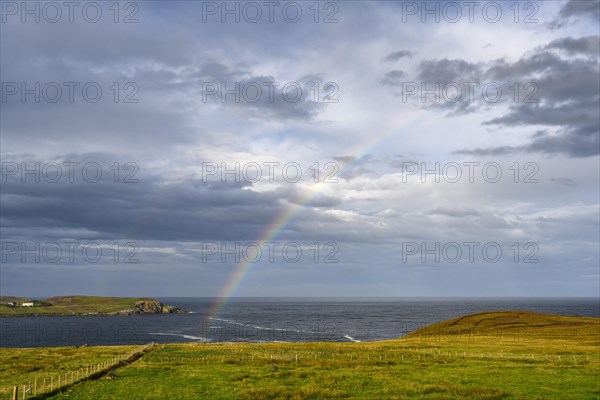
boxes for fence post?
[12,386,17,400]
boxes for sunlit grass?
[1,311,598,399]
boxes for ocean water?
[0,298,598,348]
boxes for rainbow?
[204,107,427,323]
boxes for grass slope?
[1,311,598,399]
[407,310,600,339]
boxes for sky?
[0,0,598,297]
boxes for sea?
[1,298,598,348]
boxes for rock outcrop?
[133,300,163,314]
[161,305,182,314]
[117,300,185,315]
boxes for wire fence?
[140,347,595,366]
[5,343,155,400]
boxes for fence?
[140,346,594,366]
[6,343,155,400]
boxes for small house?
[21,301,35,307]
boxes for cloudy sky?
[1,0,598,297]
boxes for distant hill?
[0,296,186,317]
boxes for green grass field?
[1,311,598,399]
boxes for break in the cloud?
[1,1,598,297]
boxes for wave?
[209,317,323,335]
[344,335,361,342]
[149,332,211,342]
[209,316,355,342]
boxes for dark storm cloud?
[429,208,482,218]
[1,15,330,158]
[550,0,600,29]
[1,100,199,150]
[453,146,516,157]
[477,44,600,158]
[455,124,599,157]
[559,0,600,18]
[1,56,326,152]
[403,36,600,158]
[0,161,387,250]
[543,36,600,56]
[410,58,483,115]
[417,58,480,84]
[0,155,288,243]
[1,21,196,70]
[380,70,405,87]
[0,36,202,151]
[194,64,327,121]
[382,50,415,63]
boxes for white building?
[21,301,34,307]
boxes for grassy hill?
[406,310,600,338]
[0,296,28,304]
[0,310,598,399]
[0,296,184,316]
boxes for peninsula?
[0,296,186,317]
